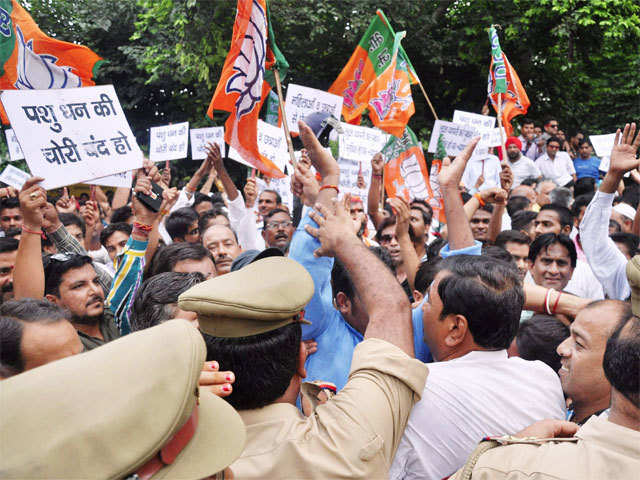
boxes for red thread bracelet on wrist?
[319,184,339,194]
[552,291,562,315]
[474,192,486,207]
[22,225,45,239]
[133,221,153,232]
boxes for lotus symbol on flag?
[225,0,267,118]
[14,26,82,90]
[370,78,411,120]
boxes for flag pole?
[273,68,297,168]
[496,93,507,161]
[417,81,438,121]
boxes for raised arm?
[367,153,386,229]
[388,197,420,292]
[439,137,481,251]
[207,142,239,202]
[13,178,46,300]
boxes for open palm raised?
[610,122,640,174]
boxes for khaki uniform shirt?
[230,338,428,479]
[450,415,640,480]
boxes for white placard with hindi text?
[0,85,143,190]
[338,122,389,162]
[149,122,189,162]
[190,126,224,160]
[590,133,616,158]
[257,120,287,174]
[284,84,343,134]
[0,164,30,190]
[337,156,369,207]
[86,170,133,188]
[428,120,478,156]
[4,128,24,161]
[453,110,496,130]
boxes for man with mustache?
[202,224,242,275]
[261,208,295,254]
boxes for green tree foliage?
[5,0,639,167]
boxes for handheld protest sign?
[149,122,189,162]
[0,85,142,190]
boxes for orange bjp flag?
[207,0,284,178]
[488,54,530,137]
[0,0,103,122]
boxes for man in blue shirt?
[573,140,602,180]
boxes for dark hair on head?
[375,215,397,242]
[0,298,70,323]
[437,255,524,349]
[99,222,132,247]
[425,237,447,259]
[130,272,205,332]
[495,230,531,248]
[475,203,494,214]
[603,307,638,407]
[577,139,591,149]
[260,189,282,205]
[620,184,640,210]
[520,177,538,187]
[331,246,394,300]
[410,199,433,225]
[262,208,291,230]
[511,210,537,232]
[166,207,199,241]
[507,196,530,217]
[193,192,214,210]
[198,205,230,235]
[0,196,20,212]
[59,213,86,237]
[544,118,558,127]
[516,314,569,372]
[528,233,577,268]
[521,117,534,127]
[610,232,639,258]
[481,245,516,270]
[539,203,574,229]
[415,257,443,295]
[547,136,561,146]
[43,254,94,296]
[0,316,23,377]
[110,205,133,224]
[203,323,301,410]
[147,242,214,279]
[572,193,595,218]
[0,237,19,254]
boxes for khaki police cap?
[627,254,640,317]
[0,320,246,479]
[179,256,314,338]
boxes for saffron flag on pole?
[348,31,414,138]
[328,10,416,126]
[487,27,529,136]
[380,126,432,205]
[0,0,103,122]
[207,0,286,178]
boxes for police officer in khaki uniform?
[179,189,429,478]
[450,255,640,480]
[0,320,246,479]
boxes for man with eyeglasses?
[536,137,577,188]
[261,208,295,254]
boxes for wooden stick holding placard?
[417,81,439,121]
[496,93,507,161]
[273,68,297,168]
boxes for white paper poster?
[257,120,287,174]
[0,85,143,190]
[4,128,24,161]
[284,84,343,134]
[149,122,189,161]
[427,120,478,156]
[85,170,133,188]
[256,176,293,211]
[338,122,389,162]
[590,133,616,158]
[190,126,224,160]
[0,164,30,190]
[452,110,496,130]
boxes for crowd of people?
[0,118,639,479]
